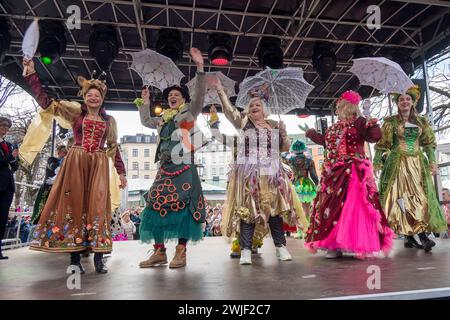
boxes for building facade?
[120,133,159,180]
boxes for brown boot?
[169,245,186,268]
[139,248,167,268]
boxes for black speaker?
[316,117,328,134]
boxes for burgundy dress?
[25,73,125,253]
[304,116,394,257]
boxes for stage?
[1,237,450,300]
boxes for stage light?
[0,18,11,64]
[391,50,414,76]
[156,29,184,63]
[258,37,283,69]
[208,33,232,66]
[89,25,119,72]
[38,20,67,65]
[312,41,336,81]
[352,45,374,59]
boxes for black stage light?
[156,29,184,63]
[0,18,11,64]
[208,33,232,66]
[258,37,283,69]
[392,50,414,76]
[312,41,336,81]
[352,45,374,59]
[89,24,119,72]
[38,20,67,65]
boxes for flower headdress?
[290,140,307,153]
[249,83,270,103]
[337,90,362,106]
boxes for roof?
[1,0,449,116]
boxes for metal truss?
[1,0,449,113]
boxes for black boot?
[404,235,424,249]
[418,232,436,252]
[94,253,108,274]
[70,252,85,274]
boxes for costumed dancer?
[0,116,19,260]
[137,48,207,269]
[303,90,394,259]
[31,144,68,224]
[208,106,264,259]
[211,77,307,265]
[283,140,318,238]
[373,86,447,252]
[23,58,127,274]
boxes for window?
[136,136,141,143]
[132,149,138,157]
[145,136,151,143]
[308,148,313,155]
[318,147,324,155]
[219,167,224,175]
[144,149,150,157]
[144,162,150,170]
[144,175,150,179]
[132,175,138,179]
[212,168,217,175]
[132,162,139,170]
[318,160,323,167]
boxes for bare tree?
[1,98,52,207]
[0,75,22,110]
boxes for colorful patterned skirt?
[30,147,112,253]
[139,162,205,244]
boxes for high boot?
[404,235,424,249]
[94,253,108,273]
[418,232,436,252]
[139,247,167,268]
[70,252,85,274]
[169,245,186,268]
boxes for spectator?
[121,211,136,240]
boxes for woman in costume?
[210,78,307,265]
[373,86,447,252]
[137,48,207,269]
[23,58,127,274]
[303,90,394,259]
[31,145,68,224]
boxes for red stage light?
[211,57,229,66]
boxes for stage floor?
[1,237,450,300]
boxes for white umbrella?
[22,19,40,76]
[186,72,236,107]
[349,57,414,95]
[129,49,184,91]
[235,67,314,115]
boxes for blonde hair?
[245,97,269,119]
[336,99,361,121]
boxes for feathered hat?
[290,140,307,153]
[77,74,107,98]
[392,85,421,107]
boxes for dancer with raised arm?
[23,58,127,274]
[137,48,207,269]
[211,77,306,265]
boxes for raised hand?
[141,86,150,105]
[207,75,223,91]
[189,47,204,71]
[22,58,36,77]
[298,124,310,132]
